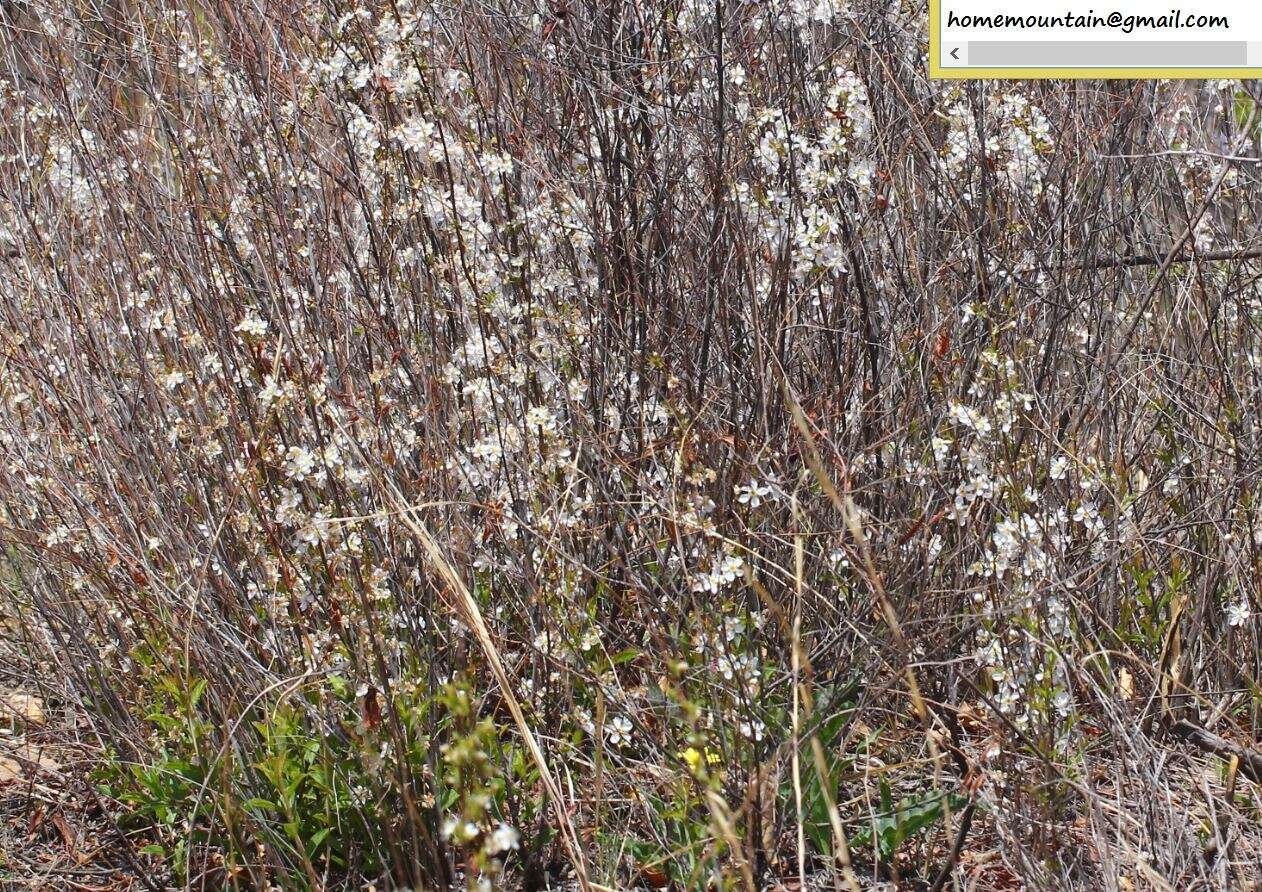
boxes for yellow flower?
[678,747,722,771]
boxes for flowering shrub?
[2,0,1261,889]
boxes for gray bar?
[966,41,1246,67]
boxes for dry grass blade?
[386,487,592,892]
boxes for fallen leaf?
[51,812,79,860]
[637,863,669,888]
[2,692,45,727]
[27,804,45,836]
[1118,668,1134,700]
[3,743,60,775]
[0,756,20,783]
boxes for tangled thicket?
[2,0,1262,888]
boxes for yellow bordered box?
[930,0,1262,79]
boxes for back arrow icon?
[950,47,960,60]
